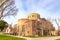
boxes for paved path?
[5,35,60,40]
[24,36,60,40]
[13,36,60,40]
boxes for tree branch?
[2,0,14,14]
[3,6,18,18]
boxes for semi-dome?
[27,13,40,20]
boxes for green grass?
[25,35,57,38]
[56,38,60,40]
[25,36,48,38]
[0,34,25,40]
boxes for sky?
[4,0,60,30]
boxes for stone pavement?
[6,35,60,40]
[13,36,60,40]
[24,36,60,40]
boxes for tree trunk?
[0,6,4,20]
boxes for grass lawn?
[25,36,48,38]
[56,38,60,40]
[0,34,25,40]
[25,36,56,38]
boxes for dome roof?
[28,13,40,15]
[27,13,40,20]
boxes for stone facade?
[50,30,58,36]
[14,13,55,36]
[2,24,13,34]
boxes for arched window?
[22,25,25,32]
[32,15,34,17]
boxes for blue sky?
[4,0,60,29]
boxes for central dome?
[27,13,40,20]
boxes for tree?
[0,20,7,31]
[47,18,60,30]
[41,18,55,36]
[54,19,60,35]
[0,0,18,19]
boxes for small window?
[22,25,25,32]
[28,31,29,33]
[32,15,34,17]
[37,28,40,30]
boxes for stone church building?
[14,13,55,36]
